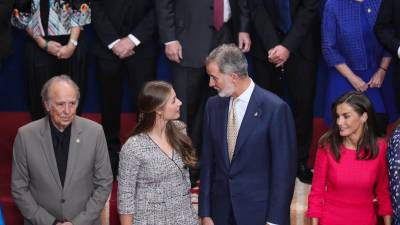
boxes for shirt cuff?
[165,40,179,45]
[128,34,141,46]
[267,222,278,225]
[397,46,400,59]
[108,39,120,49]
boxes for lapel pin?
[76,138,80,143]
[254,112,259,117]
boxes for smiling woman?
[306,91,393,225]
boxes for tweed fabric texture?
[118,133,198,225]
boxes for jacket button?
[61,199,65,203]
[208,25,215,30]
[209,6,214,10]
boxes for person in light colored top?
[118,80,198,225]
[11,0,90,120]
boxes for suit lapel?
[40,117,62,190]
[63,117,82,191]
[220,98,231,169]
[231,87,261,162]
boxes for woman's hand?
[368,68,386,88]
[47,41,62,56]
[57,43,76,59]
[347,74,368,92]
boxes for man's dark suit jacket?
[248,0,320,62]
[155,0,250,68]
[199,85,297,225]
[0,0,13,61]
[91,0,158,60]
[375,0,400,56]
[375,0,400,109]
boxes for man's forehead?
[48,82,77,98]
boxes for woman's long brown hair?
[319,91,379,161]
[131,81,197,168]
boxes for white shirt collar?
[233,79,255,103]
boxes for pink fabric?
[307,139,392,225]
[213,0,224,31]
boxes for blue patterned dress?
[388,126,400,225]
[321,0,393,124]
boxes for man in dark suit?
[11,75,113,225]
[375,0,400,111]
[247,0,320,184]
[155,0,251,154]
[199,44,297,225]
[91,0,159,177]
[0,0,13,68]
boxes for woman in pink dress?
[307,91,392,225]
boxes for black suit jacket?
[91,0,158,60]
[375,0,400,57]
[0,0,13,61]
[248,0,320,62]
[155,0,250,68]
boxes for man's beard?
[217,79,235,97]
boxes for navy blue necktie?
[276,0,292,33]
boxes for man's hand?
[268,45,290,67]
[201,217,215,225]
[57,43,76,59]
[62,222,73,225]
[46,41,62,57]
[238,32,251,53]
[112,37,135,59]
[165,41,183,63]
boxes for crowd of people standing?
[2,0,400,224]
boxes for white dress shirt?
[397,46,400,59]
[108,34,141,49]
[228,79,254,130]
[223,0,232,23]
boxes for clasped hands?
[45,40,76,59]
[268,45,290,67]
[112,37,136,59]
[348,69,386,92]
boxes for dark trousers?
[96,56,157,175]
[172,22,234,184]
[25,35,87,120]
[253,54,317,166]
[170,64,208,150]
[173,21,234,150]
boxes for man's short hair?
[41,75,80,103]
[205,44,248,77]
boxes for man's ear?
[231,73,240,81]
[44,101,50,112]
